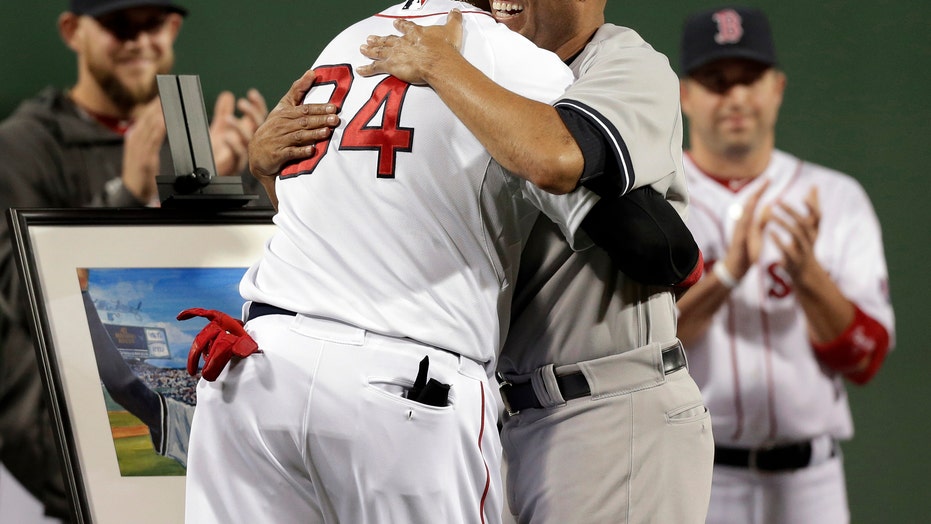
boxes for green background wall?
[2,1,928,521]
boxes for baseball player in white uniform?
[183,2,606,523]
[675,7,895,524]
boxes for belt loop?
[531,364,563,408]
[811,435,839,464]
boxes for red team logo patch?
[712,9,744,44]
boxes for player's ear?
[58,12,82,52]
[679,78,694,115]
[164,12,183,42]
[775,70,787,93]
[770,69,787,107]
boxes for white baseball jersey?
[683,149,895,446]
[240,0,594,366]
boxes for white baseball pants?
[185,313,502,523]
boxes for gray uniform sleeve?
[556,25,687,213]
[552,26,698,285]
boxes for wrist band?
[713,262,740,290]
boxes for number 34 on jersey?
[281,65,414,180]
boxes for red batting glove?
[177,308,260,381]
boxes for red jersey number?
[280,65,413,179]
[280,65,352,178]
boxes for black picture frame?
[6,208,275,523]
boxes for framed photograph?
[7,208,275,523]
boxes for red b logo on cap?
[713,9,744,44]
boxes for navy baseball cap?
[679,6,777,76]
[70,0,187,17]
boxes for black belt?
[247,302,297,321]
[499,342,688,415]
[714,440,837,472]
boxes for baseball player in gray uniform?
[675,7,895,524]
[357,1,714,523]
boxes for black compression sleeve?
[581,186,700,286]
[556,104,698,285]
[555,105,621,197]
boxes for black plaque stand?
[156,75,257,209]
